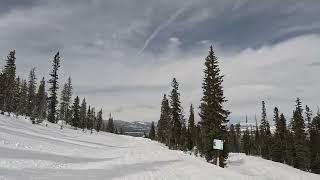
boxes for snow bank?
[0,115,318,180]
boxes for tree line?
[153,46,230,167]
[151,46,320,174]
[229,99,320,174]
[0,50,122,135]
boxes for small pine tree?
[71,96,80,129]
[59,77,72,123]
[187,104,196,150]
[180,125,188,151]
[242,117,251,155]
[228,124,236,152]
[234,123,241,153]
[87,106,93,131]
[17,79,28,116]
[96,109,103,132]
[149,121,156,140]
[157,94,171,144]
[35,77,47,123]
[79,98,87,131]
[253,115,261,155]
[27,68,37,121]
[47,52,61,123]
[120,128,124,135]
[12,77,21,116]
[107,113,115,133]
[310,113,320,174]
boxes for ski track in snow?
[0,115,319,180]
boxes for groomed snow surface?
[0,115,319,180]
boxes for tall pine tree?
[260,101,271,159]
[199,46,230,167]
[47,52,61,123]
[2,50,16,114]
[292,98,309,170]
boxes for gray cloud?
[0,0,319,122]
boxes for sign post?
[213,139,223,166]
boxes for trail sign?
[213,139,223,150]
[213,139,223,166]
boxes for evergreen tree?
[253,115,261,155]
[157,94,171,144]
[271,107,285,162]
[17,79,28,116]
[242,128,251,155]
[120,128,124,135]
[107,113,115,133]
[91,108,96,133]
[180,125,188,151]
[260,101,271,159]
[149,121,156,140]
[292,98,309,170]
[12,77,21,116]
[228,124,236,152]
[310,113,320,174]
[242,116,251,155]
[199,46,230,167]
[195,124,204,156]
[35,77,47,123]
[80,98,87,131]
[169,78,183,149]
[27,68,37,121]
[59,77,72,123]
[87,106,93,132]
[47,52,61,123]
[235,123,241,153]
[274,113,288,163]
[1,50,16,114]
[71,96,80,129]
[96,109,103,132]
[59,83,68,121]
[286,114,296,166]
[187,104,196,150]
[305,105,312,136]
[0,71,5,112]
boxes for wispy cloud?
[0,0,319,122]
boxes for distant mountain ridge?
[113,120,153,137]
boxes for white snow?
[0,114,319,180]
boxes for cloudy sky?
[0,0,320,123]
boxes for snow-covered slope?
[0,115,318,180]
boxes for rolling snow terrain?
[0,115,319,180]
